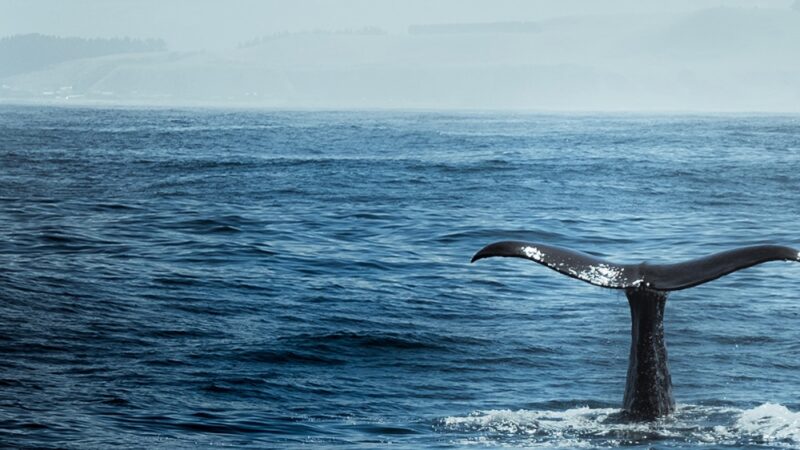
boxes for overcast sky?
[1,0,794,50]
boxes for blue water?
[1,106,800,449]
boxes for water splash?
[734,403,800,444]
[439,404,800,448]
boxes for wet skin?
[472,241,799,419]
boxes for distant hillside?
[0,34,166,77]
[239,28,385,49]
[2,7,799,111]
[409,21,541,35]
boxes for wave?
[280,331,441,350]
[438,403,800,447]
[278,330,489,353]
[736,404,800,444]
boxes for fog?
[2,0,799,111]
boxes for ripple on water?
[2,108,800,449]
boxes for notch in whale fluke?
[471,241,800,291]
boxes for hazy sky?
[1,0,794,50]
[3,0,799,110]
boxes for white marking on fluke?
[522,246,545,261]
[577,264,623,287]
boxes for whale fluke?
[471,240,800,420]
[471,241,642,288]
[471,241,799,291]
[641,245,800,291]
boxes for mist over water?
[1,106,799,448]
[1,0,800,111]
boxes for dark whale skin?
[472,242,799,419]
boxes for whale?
[471,241,800,420]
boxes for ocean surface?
[1,106,799,449]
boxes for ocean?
[1,106,799,449]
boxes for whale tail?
[471,240,800,419]
[471,241,800,291]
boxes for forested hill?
[0,34,166,77]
